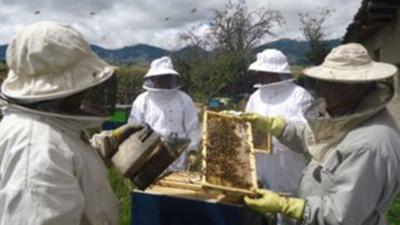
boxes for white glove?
[91,130,118,165]
[91,124,145,165]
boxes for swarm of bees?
[205,117,252,189]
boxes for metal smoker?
[111,125,189,190]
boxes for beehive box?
[201,111,258,195]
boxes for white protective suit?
[128,89,201,171]
[246,81,313,194]
[279,84,400,225]
[0,21,119,225]
[0,102,119,225]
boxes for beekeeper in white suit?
[0,21,138,225]
[243,43,400,225]
[246,49,313,196]
[128,56,201,171]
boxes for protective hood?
[145,87,179,103]
[144,56,179,78]
[2,21,114,103]
[248,49,291,74]
[254,77,295,89]
[304,83,394,163]
[303,43,397,83]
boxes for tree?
[299,8,332,65]
[210,0,283,52]
[181,0,283,52]
[114,66,146,104]
[175,0,283,103]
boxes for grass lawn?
[389,194,400,225]
[108,167,133,225]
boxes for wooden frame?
[201,111,258,196]
[250,124,273,154]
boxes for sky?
[0,0,362,50]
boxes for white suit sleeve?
[128,93,146,125]
[279,121,308,154]
[303,147,386,225]
[183,96,201,151]
[278,87,313,153]
[298,90,313,115]
[293,86,314,122]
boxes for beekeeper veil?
[248,49,294,87]
[143,56,180,91]
[1,21,117,118]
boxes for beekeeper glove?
[244,189,305,220]
[91,124,144,164]
[242,112,285,137]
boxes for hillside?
[91,44,169,65]
[0,39,341,65]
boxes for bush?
[173,50,253,104]
[115,65,147,104]
[389,194,400,225]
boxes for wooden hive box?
[201,111,258,196]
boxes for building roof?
[343,0,400,43]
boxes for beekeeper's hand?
[91,124,144,164]
[242,112,285,137]
[244,189,305,220]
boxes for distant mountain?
[0,43,169,65]
[174,45,209,61]
[0,39,341,65]
[254,38,341,65]
[91,44,169,64]
[90,45,114,59]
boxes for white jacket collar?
[0,99,105,129]
[304,83,393,163]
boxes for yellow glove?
[243,112,285,137]
[244,189,305,220]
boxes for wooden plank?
[201,111,208,184]
[157,180,203,191]
[201,183,256,197]
[247,125,258,190]
[148,184,243,204]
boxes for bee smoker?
[111,125,190,190]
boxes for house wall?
[359,9,400,95]
[362,8,400,65]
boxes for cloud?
[0,0,362,49]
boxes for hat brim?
[303,62,398,83]
[2,53,115,103]
[248,64,291,74]
[144,68,179,78]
